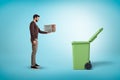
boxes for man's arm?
[30,22,36,41]
[38,28,48,34]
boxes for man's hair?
[33,14,40,19]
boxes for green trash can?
[72,28,103,70]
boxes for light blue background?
[0,0,120,80]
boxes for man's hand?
[46,32,51,34]
[33,40,37,45]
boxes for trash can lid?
[88,28,103,43]
[72,41,89,45]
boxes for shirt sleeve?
[38,27,47,34]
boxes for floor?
[0,0,120,80]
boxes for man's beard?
[36,20,38,22]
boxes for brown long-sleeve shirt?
[29,21,47,42]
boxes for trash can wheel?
[85,61,92,70]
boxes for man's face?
[35,17,39,22]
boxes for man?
[29,14,48,69]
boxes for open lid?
[88,28,103,43]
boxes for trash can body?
[72,41,90,70]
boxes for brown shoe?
[31,66,39,69]
[35,64,40,66]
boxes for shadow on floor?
[92,61,113,68]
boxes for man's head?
[33,14,40,22]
